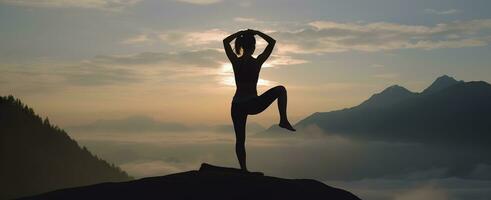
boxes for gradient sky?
[2,0,491,127]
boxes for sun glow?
[262,62,273,68]
[219,63,273,86]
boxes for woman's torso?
[232,56,261,103]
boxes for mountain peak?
[422,75,462,94]
[358,84,415,108]
[437,74,455,80]
[381,84,412,95]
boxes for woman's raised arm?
[254,30,276,64]
[223,31,244,63]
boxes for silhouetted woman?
[223,29,296,172]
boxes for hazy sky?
[2,0,491,127]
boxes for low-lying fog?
[69,128,491,200]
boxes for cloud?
[234,17,259,23]
[265,55,309,67]
[175,0,222,5]
[67,115,191,132]
[0,49,229,93]
[369,64,385,68]
[274,19,491,54]
[67,115,266,134]
[394,184,449,200]
[96,126,491,199]
[0,61,141,95]
[122,34,152,45]
[328,178,491,200]
[425,8,461,15]
[469,164,491,180]
[123,28,309,67]
[71,49,229,86]
[373,73,400,79]
[124,29,229,46]
[62,63,141,86]
[134,19,491,55]
[0,0,141,11]
[158,29,229,46]
[120,28,310,87]
[91,49,224,67]
[1,46,306,94]
[238,1,251,7]
[74,123,491,182]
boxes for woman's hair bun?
[234,31,255,55]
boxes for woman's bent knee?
[275,85,286,93]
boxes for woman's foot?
[279,121,296,132]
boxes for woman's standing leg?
[231,103,248,171]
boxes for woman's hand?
[246,29,258,35]
[236,30,245,35]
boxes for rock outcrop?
[22,163,362,200]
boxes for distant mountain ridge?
[0,96,132,199]
[262,75,491,144]
[68,116,266,134]
[68,116,191,133]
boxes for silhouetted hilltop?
[358,84,416,109]
[422,74,463,94]
[23,163,361,200]
[0,96,131,200]
[261,75,491,144]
